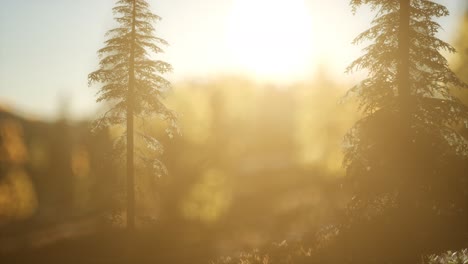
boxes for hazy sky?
[0,0,466,119]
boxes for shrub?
[427,249,468,264]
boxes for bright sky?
[0,0,466,119]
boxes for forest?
[0,0,468,263]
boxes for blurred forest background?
[0,72,358,261]
[0,2,468,264]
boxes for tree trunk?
[126,0,137,231]
[397,0,412,169]
[398,0,411,106]
[397,1,417,262]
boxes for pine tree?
[88,0,177,231]
[339,0,468,261]
[345,0,468,201]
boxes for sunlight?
[226,0,316,82]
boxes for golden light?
[182,169,232,223]
[226,0,316,82]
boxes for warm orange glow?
[71,146,90,178]
[0,120,28,164]
[0,0,467,262]
[0,169,38,221]
[182,169,232,223]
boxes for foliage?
[345,0,468,211]
[338,0,468,262]
[427,249,468,264]
[345,0,467,163]
[88,0,177,165]
[88,0,177,225]
[212,240,312,264]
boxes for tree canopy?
[345,0,468,191]
[338,0,468,262]
[88,0,177,229]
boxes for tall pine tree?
[339,0,468,262]
[89,0,177,231]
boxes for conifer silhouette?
[341,0,468,261]
[89,0,177,230]
[346,0,468,199]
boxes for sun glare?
[226,0,316,82]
